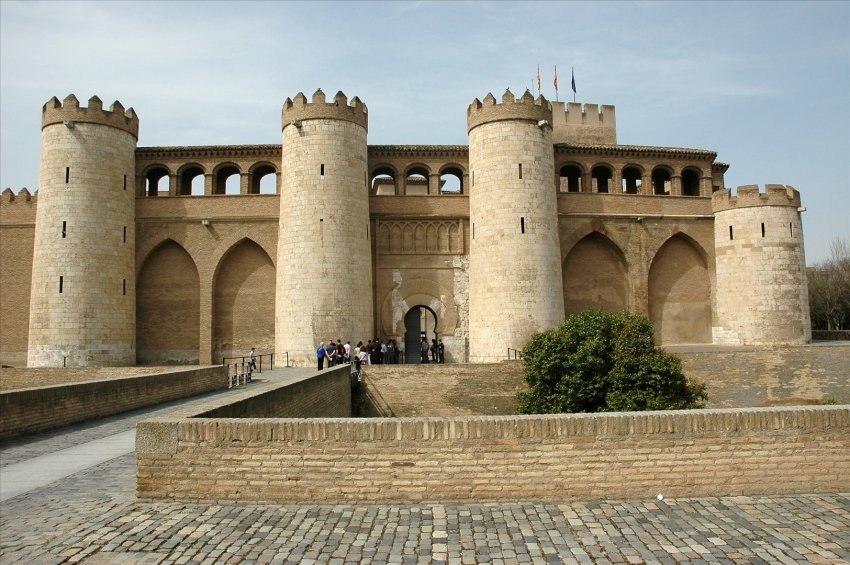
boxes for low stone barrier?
[137,379,850,503]
[0,366,226,440]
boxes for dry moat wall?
[135,349,850,504]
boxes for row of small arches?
[370,164,466,195]
[143,162,278,196]
[559,163,708,196]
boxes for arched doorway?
[404,305,437,364]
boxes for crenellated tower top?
[712,184,802,213]
[550,101,617,144]
[281,89,368,131]
[467,89,552,133]
[42,95,139,139]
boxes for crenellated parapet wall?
[550,101,617,144]
[281,89,368,131]
[0,188,36,224]
[467,89,552,133]
[712,184,801,213]
[42,94,139,139]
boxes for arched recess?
[136,240,200,364]
[681,167,702,196]
[143,165,171,197]
[559,163,583,192]
[621,165,643,194]
[439,164,464,194]
[562,232,629,316]
[371,165,397,195]
[213,163,241,195]
[213,239,275,361]
[250,162,278,194]
[591,164,613,193]
[652,166,672,195]
[648,234,711,344]
[405,164,431,195]
[178,164,206,196]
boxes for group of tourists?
[420,337,445,364]
[316,338,402,371]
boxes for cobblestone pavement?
[1,373,849,564]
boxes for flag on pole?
[553,65,558,92]
[571,67,576,94]
[536,65,541,97]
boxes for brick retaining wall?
[0,366,226,440]
[136,404,850,503]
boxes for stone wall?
[136,404,850,503]
[0,366,226,440]
[361,344,850,416]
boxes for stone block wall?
[0,366,226,440]
[136,405,850,503]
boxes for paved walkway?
[1,368,849,564]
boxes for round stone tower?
[466,90,565,362]
[712,184,811,345]
[28,95,139,366]
[276,90,373,365]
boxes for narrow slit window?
[729,226,734,241]
[789,222,793,237]
[518,164,523,179]
[472,223,475,239]
[123,175,127,190]
[123,226,126,242]
[62,221,66,238]
[761,223,765,238]
[520,217,525,234]
[366,223,369,239]
[65,167,70,183]
[123,279,126,296]
[472,171,474,187]
[320,164,325,178]
[59,276,64,293]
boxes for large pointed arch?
[136,239,200,364]
[212,238,275,361]
[562,232,629,316]
[648,233,711,344]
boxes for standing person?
[336,339,348,365]
[386,339,395,364]
[249,347,257,373]
[438,340,445,363]
[420,336,429,364]
[344,340,352,363]
[317,342,326,371]
[365,339,373,365]
[380,340,387,365]
[326,340,337,367]
[431,339,438,363]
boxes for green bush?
[516,310,706,414]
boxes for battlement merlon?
[712,184,802,213]
[42,95,139,140]
[550,101,617,145]
[281,89,368,132]
[467,89,553,133]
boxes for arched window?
[621,166,642,194]
[371,166,396,195]
[559,164,582,193]
[405,166,430,195]
[214,164,241,195]
[179,165,205,196]
[682,168,701,196]
[592,165,612,194]
[652,167,672,195]
[144,166,170,197]
[439,166,463,194]
[250,163,277,194]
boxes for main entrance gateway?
[403,305,437,364]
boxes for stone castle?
[0,89,811,367]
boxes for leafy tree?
[517,310,706,414]
[808,237,850,331]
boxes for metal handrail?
[507,347,523,360]
[222,353,274,388]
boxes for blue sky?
[1,0,847,264]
